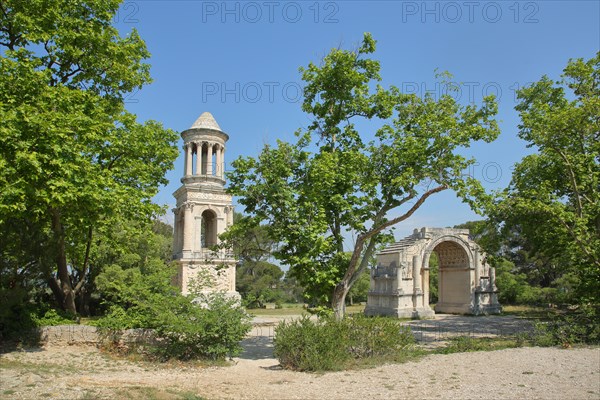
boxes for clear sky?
[116,0,599,240]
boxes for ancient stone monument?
[172,112,239,299]
[365,227,501,318]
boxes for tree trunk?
[332,282,348,320]
[51,208,77,314]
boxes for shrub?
[94,263,252,361]
[273,315,415,371]
[531,305,600,347]
[274,316,349,371]
[152,293,252,361]
[32,308,76,326]
[345,314,414,358]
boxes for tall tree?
[221,213,284,307]
[227,33,499,319]
[491,53,600,304]
[0,1,179,314]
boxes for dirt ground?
[1,315,599,399]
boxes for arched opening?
[431,240,471,311]
[200,210,218,248]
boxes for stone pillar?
[206,143,214,176]
[412,255,421,291]
[215,145,222,177]
[182,203,194,252]
[220,146,226,178]
[184,144,192,176]
[474,248,481,289]
[489,266,496,289]
[195,142,202,175]
[412,255,421,309]
[423,260,430,307]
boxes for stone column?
[423,258,430,307]
[412,255,422,291]
[474,248,481,289]
[184,143,192,176]
[206,143,214,176]
[489,266,496,289]
[215,145,222,177]
[412,255,422,309]
[195,142,202,175]
[182,203,194,252]
[220,146,226,178]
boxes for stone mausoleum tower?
[172,112,238,298]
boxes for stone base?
[472,303,502,315]
[434,302,502,315]
[434,302,473,314]
[364,305,435,320]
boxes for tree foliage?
[226,33,499,318]
[220,213,289,307]
[490,53,600,304]
[95,258,252,361]
[236,260,285,308]
[0,1,179,314]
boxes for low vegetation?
[93,264,252,361]
[274,314,419,371]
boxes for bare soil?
[1,315,599,400]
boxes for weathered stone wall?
[35,325,156,346]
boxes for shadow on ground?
[239,314,536,360]
[239,336,275,360]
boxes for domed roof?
[190,112,222,131]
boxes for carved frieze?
[188,192,232,202]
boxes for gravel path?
[1,314,598,400]
[1,343,598,399]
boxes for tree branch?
[364,184,448,241]
[348,236,377,288]
[74,226,93,293]
[551,145,583,218]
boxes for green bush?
[94,263,252,361]
[345,314,415,358]
[273,315,415,371]
[532,305,600,347]
[32,308,76,326]
[274,316,349,371]
[152,293,252,361]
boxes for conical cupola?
[180,112,229,185]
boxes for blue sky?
[116,0,599,240]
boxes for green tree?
[0,1,179,314]
[347,268,370,305]
[236,261,285,308]
[83,219,173,315]
[491,53,600,304]
[221,213,285,307]
[454,220,575,305]
[227,33,499,319]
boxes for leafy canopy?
[226,33,499,317]
[0,0,179,314]
[490,53,600,304]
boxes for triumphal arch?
[365,227,501,318]
[172,112,239,299]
